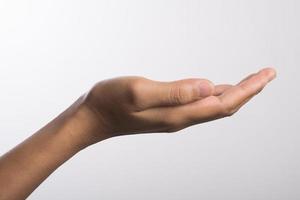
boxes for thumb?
[135,78,215,109]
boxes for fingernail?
[199,83,213,97]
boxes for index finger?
[219,68,276,115]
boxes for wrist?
[60,95,112,151]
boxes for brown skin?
[0,68,276,199]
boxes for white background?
[0,0,299,199]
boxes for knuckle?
[126,77,147,104]
[127,77,146,92]
[169,86,183,105]
[169,84,191,105]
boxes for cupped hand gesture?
[0,67,276,200]
[82,68,276,145]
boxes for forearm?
[0,96,106,200]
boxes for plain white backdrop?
[0,0,299,199]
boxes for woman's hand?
[81,67,276,146]
[0,67,276,199]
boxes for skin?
[0,67,276,199]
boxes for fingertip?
[267,67,277,81]
[259,67,277,82]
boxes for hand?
[81,67,276,146]
[0,67,276,199]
